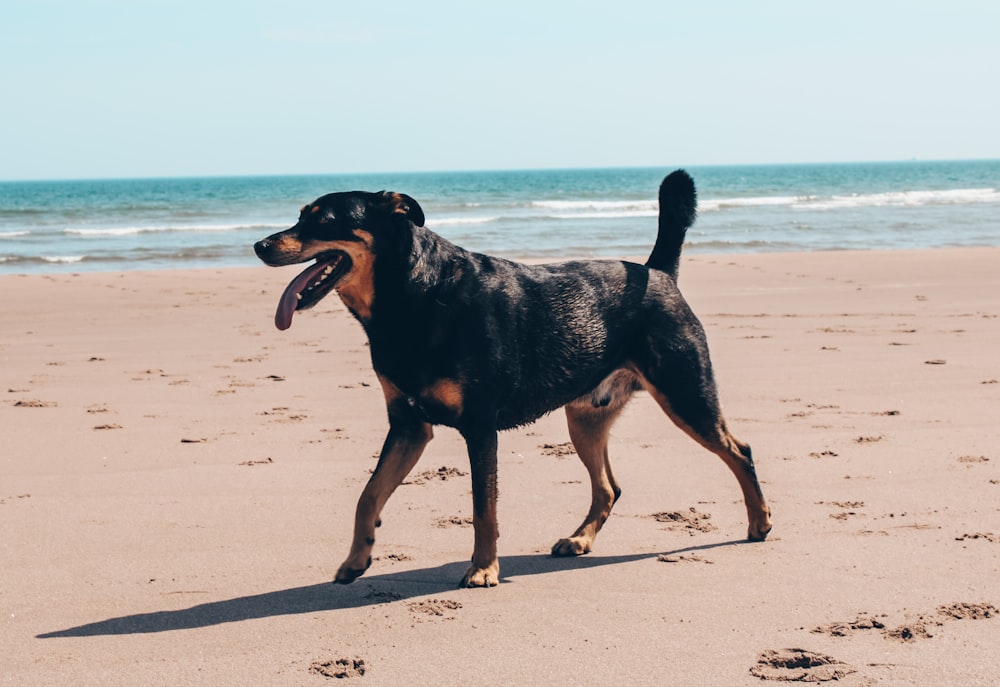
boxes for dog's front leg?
[459,427,500,588]
[334,417,432,584]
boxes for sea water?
[1,160,998,274]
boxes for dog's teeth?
[324,266,334,276]
[296,293,303,301]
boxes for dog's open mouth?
[275,252,350,330]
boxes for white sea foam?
[0,230,30,238]
[532,199,657,212]
[64,222,284,237]
[549,210,657,220]
[793,188,999,210]
[42,255,85,263]
[427,216,498,227]
[700,196,812,212]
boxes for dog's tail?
[645,169,697,280]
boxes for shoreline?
[3,243,999,278]
[3,246,999,685]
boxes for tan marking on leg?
[460,430,500,588]
[552,402,627,556]
[461,510,500,587]
[335,420,433,584]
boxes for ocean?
[1,160,998,274]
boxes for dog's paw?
[459,562,499,588]
[334,556,372,585]
[551,537,591,557]
[747,521,773,542]
[747,506,773,542]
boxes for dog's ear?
[376,191,425,228]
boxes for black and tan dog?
[254,170,772,588]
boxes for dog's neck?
[392,224,469,293]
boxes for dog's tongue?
[275,261,330,331]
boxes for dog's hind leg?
[636,342,772,541]
[551,402,627,556]
[552,374,635,557]
[335,386,433,584]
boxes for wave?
[425,186,1000,226]
[532,199,657,212]
[0,248,258,270]
[549,210,656,220]
[792,187,999,210]
[63,222,286,237]
[426,216,498,227]
[0,255,88,264]
[0,254,93,265]
[700,196,811,211]
[0,230,30,238]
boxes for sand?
[2,247,999,686]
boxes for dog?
[254,170,772,588]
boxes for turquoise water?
[1,160,998,273]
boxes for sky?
[2,1,999,180]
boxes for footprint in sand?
[238,457,273,467]
[405,466,468,485]
[811,602,997,643]
[540,442,576,458]
[957,455,989,465]
[363,589,402,603]
[407,599,462,619]
[13,399,57,408]
[818,501,865,521]
[0,494,31,506]
[812,614,886,637]
[650,508,717,534]
[955,532,998,543]
[309,658,366,679]
[750,648,855,682]
[807,449,839,459]
[657,553,714,565]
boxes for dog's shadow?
[37,541,746,638]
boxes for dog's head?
[254,191,424,330]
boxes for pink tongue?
[275,261,332,331]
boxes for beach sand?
[3,248,999,685]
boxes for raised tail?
[645,169,697,279]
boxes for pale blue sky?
[2,1,998,180]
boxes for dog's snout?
[254,238,273,259]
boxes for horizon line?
[2,157,998,185]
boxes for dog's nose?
[254,239,272,259]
